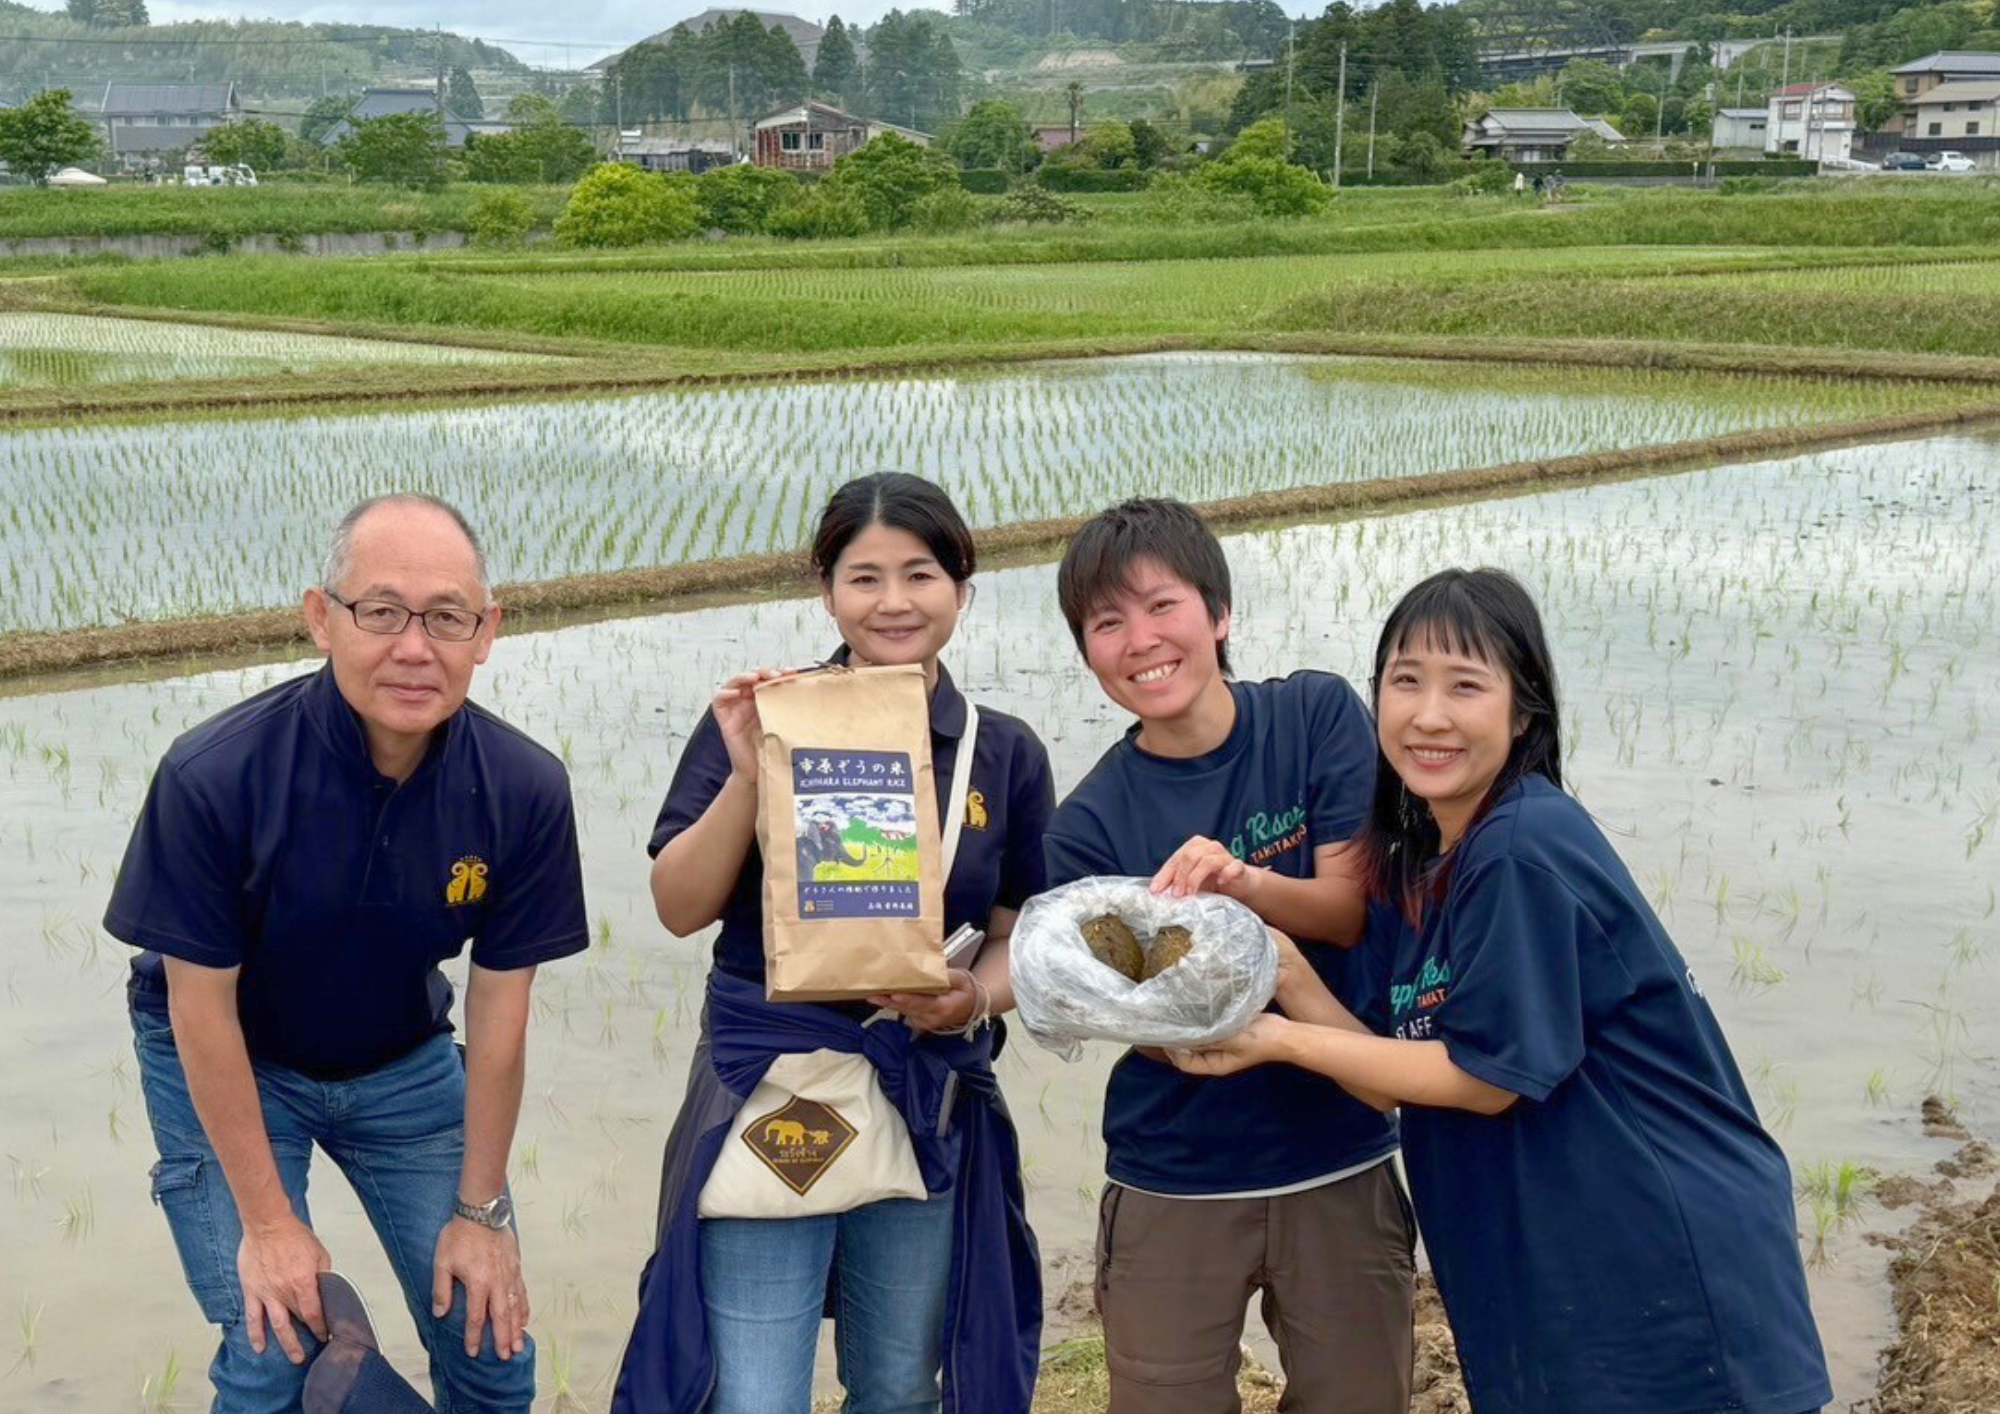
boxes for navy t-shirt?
[1362,775,1831,1414]
[1043,671,1399,1196]
[649,659,1056,988]
[106,665,591,1081]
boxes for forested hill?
[0,1,525,108]
[1453,0,2000,71]
[944,0,1291,67]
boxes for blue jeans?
[699,1195,954,1414]
[131,1004,534,1414]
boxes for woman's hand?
[869,969,979,1034]
[1168,1014,1292,1078]
[1150,835,1257,902]
[1267,927,1312,1011]
[712,669,794,783]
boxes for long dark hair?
[1357,569,1563,914]
[811,473,976,584]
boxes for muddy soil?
[1866,1100,2000,1414]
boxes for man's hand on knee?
[238,1216,333,1362]
[433,1218,530,1360]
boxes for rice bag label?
[791,749,920,919]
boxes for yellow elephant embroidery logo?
[445,857,489,906]
[743,1098,857,1195]
[965,789,989,831]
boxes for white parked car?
[1926,151,1977,172]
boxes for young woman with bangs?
[1172,568,1832,1414]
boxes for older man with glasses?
[106,493,588,1413]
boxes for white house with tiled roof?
[1765,82,1854,161]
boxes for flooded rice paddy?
[0,312,535,391]
[2,428,1995,1408]
[0,351,1975,635]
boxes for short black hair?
[1056,498,1232,676]
[811,473,976,584]
[1357,568,1563,911]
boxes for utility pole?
[728,63,739,159]
[1366,81,1378,178]
[1332,41,1347,187]
[1285,19,1295,112]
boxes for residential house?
[751,100,927,170]
[1461,109,1625,162]
[1886,51,2000,136]
[1899,80,2000,167]
[1709,107,1768,153]
[1033,123,1087,153]
[316,88,510,150]
[621,135,735,173]
[98,83,240,168]
[1765,82,1854,162]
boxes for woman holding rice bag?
[613,473,1054,1414]
[1171,568,1832,1414]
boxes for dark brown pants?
[1094,1162,1416,1414]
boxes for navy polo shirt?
[1362,776,1831,1414]
[107,665,590,1082]
[649,656,1056,988]
[1043,670,1399,1196]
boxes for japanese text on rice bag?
[1010,877,1278,1060]
[754,664,950,1002]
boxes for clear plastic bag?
[1009,877,1278,1060]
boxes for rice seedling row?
[0,352,1973,636]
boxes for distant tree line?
[599,10,963,135]
[949,0,1289,57]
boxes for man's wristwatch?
[452,1192,514,1230]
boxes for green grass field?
[10,180,2000,415]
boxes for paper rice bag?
[754,664,950,1002]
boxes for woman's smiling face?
[1376,633,1520,848]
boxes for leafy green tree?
[1128,118,1168,168]
[1226,115,1291,163]
[202,119,288,171]
[559,85,601,127]
[813,15,858,104]
[1556,59,1626,116]
[696,163,799,233]
[335,111,449,189]
[862,11,963,133]
[448,66,484,120]
[768,182,870,238]
[465,107,596,184]
[554,163,700,246]
[940,99,1036,172]
[0,89,102,183]
[468,187,536,246]
[1197,115,1327,215]
[825,131,961,230]
[1848,69,1901,131]
[1619,92,1659,138]
[68,0,149,24]
[1395,129,1450,180]
[300,94,356,146]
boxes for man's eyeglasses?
[324,591,487,643]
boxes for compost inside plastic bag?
[1010,877,1278,1060]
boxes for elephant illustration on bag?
[764,1119,808,1147]
[808,1130,832,1144]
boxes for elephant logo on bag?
[965,789,989,831]
[743,1097,857,1195]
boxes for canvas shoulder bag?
[698,707,981,1219]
